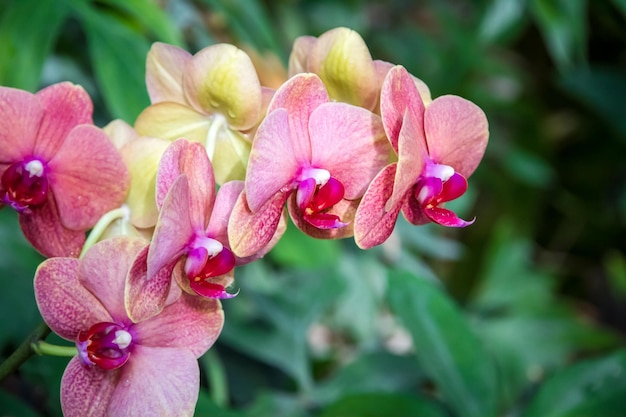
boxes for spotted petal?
[61,356,118,417]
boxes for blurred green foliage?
[1,0,625,416]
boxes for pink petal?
[228,190,288,258]
[287,195,356,240]
[308,102,389,199]
[136,294,223,355]
[34,258,111,341]
[205,180,244,243]
[79,237,147,323]
[386,110,427,211]
[156,139,215,228]
[61,356,119,417]
[287,35,317,76]
[439,172,468,203]
[353,164,403,249]
[48,124,129,231]
[189,281,238,299]
[267,73,330,162]
[401,188,431,226]
[19,194,85,258]
[125,245,174,323]
[424,206,475,227]
[0,87,42,162]
[424,95,489,178]
[146,42,192,104]
[108,346,200,417]
[245,108,299,212]
[33,82,94,160]
[380,66,426,153]
[147,176,195,280]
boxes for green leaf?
[479,0,529,44]
[269,220,341,268]
[521,349,626,417]
[530,0,587,71]
[0,0,69,90]
[387,270,499,417]
[77,3,151,122]
[317,392,448,417]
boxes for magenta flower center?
[1,159,49,212]
[184,235,236,299]
[295,168,348,229]
[77,322,133,370]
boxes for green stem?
[80,206,130,258]
[31,341,77,357]
[0,322,51,382]
[204,349,229,408]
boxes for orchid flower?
[0,82,129,257]
[134,42,273,185]
[34,237,224,417]
[288,27,431,112]
[354,66,489,249]
[146,139,281,301]
[228,73,390,258]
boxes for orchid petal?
[228,190,287,258]
[386,110,427,211]
[184,44,262,131]
[103,119,138,149]
[61,356,118,417]
[380,66,426,153]
[245,108,299,212]
[156,139,215,227]
[189,280,238,300]
[120,136,169,229]
[0,87,42,162]
[439,172,468,203]
[287,35,316,76]
[125,245,175,323]
[424,95,489,178]
[206,180,244,244]
[49,124,129,231]
[19,194,85,258]
[79,237,147,323]
[288,195,356,239]
[34,82,93,160]
[401,188,431,226]
[353,164,403,249]
[146,42,192,104]
[308,27,378,110]
[209,124,251,185]
[147,176,195,280]
[108,346,199,417]
[267,73,329,163]
[296,177,316,210]
[135,292,223,356]
[34,258,111,341]
[309,102,389,199]
[424,206,475,227]
[134,101,210,143]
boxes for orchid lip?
[1,158,49,211]
[76,322,133,370]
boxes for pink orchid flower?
[354,66,489,249]
[34,237,224,417]
[146,139,281,301]
[0,82,129,257]
[228,73,390,258]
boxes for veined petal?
[354,164,403,249]
[136,293,223,356]
[309,102,389,199]
[0,86,42,162]
[287,35,317,76]
[120,136,169,229]
[380,66,426,153]
[386,110,427,211]
[401,188,431,226]
[34,257,111,341]
[147,176,195,280]
[245,108,299,212]
[228,190,287,258]
[19,194,85,258]
[79,237,147,323]
[146,42,192,104]
[288,195,356,239]
[49,124,130,231]
[134,102,210,143]
[108,346,199,417]
[184,44,262,131]
[34,82,94,160]
[206,180,244,247]
[61,356,119,417]
[424,95,489,178]
[308,27,378,110]
[156,139,215,228]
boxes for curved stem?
[0,322,51,382]
[80,206,130,258]
[32,341,77,357]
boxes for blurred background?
[1,0,625,416]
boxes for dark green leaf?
[317,392,449,417]
[387,270,499,417]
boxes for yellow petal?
[207,118,251,184]
[135,102,210,143]
[146,42,191,104]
